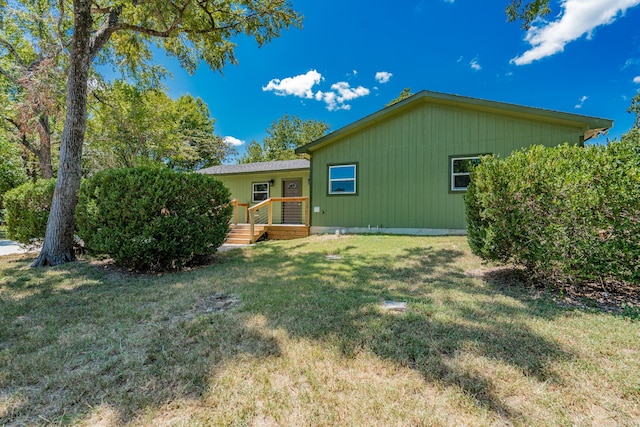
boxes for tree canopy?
[240,114,330,163]
[0,1,68,178]
[85,80,234,173]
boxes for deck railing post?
[249,209,255,244]
[268,200,273,226]
[232,199,238,225]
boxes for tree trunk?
[31,0,93,267]
[37,114,54,179]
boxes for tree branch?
[57,0,70,50]
[0,65,18,83]
[88,6,122,61]
[0,37,27,69]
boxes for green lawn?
[0,235,638,426]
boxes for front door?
[282,179,302,224]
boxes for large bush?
[4,179,56,244]
[76,167,232,271]
[466,140,640,285]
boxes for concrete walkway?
[0,240,30,256]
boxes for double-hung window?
[252,182,269,202]
[328,164,357,195]
[450,156,481,191]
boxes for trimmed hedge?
[76,167,232,271]
[4,179,56,245]
[466,141,640,285]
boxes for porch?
[226,197,310,244]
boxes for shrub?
[4,179,56,245]
[76,167,232,271]
[466,141,640,285]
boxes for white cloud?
[314,83,370,111]
[316,90,349,111]
[332,82,370,102]
[623,58,640,70]
[633,76,640,84]
[375,71,393,84]
[262,69,322,98]
[470,58,482,71]
[223,136,244,146]
[512,0,640,65]
[264,70,371,111]
[575,95,588,109]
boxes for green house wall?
[215,170,310,223]
[308,102,589,231]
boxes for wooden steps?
[225,224,266,245]
[225,224,309,244]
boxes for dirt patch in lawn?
[191,292,241,314]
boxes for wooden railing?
[231,199,249,225]
[248,197,309,243]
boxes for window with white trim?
[451,156,481,191]
[328,164,357,195]
[252,182,269,202]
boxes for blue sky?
[155,0,640,160]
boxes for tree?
[385,88,414,108]
[0,3,68,179]
[627,93,640,129]
[0,134,28,209]
[506,0,551,29]
[18,0,302,267]
[84,80,234,173]
[240,114,330,163]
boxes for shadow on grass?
[0,255,281,425]
[235,241,571,420]
[0,237,574,424]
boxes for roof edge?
[295,90,614,154]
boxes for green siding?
[214,170,309,224]
[309,102,587,230]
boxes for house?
[295,90,612,235]
[204,90,613,240]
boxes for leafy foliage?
[85,80,234,173]
[4,178,55,244]
[385,88,414,107]
[506,0,552,29]
[627,93,640,129]
[0,2,68,179]
[240,114,330,163]
[466,139,640,285]
[76,167,232,271]
[0,135,27,209]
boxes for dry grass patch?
[0,235,638,426]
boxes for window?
[328,164,357,195]
[451,156,481,191]
[252,182,269,202]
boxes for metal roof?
[296,90,614,154]
[198,159,309,175]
